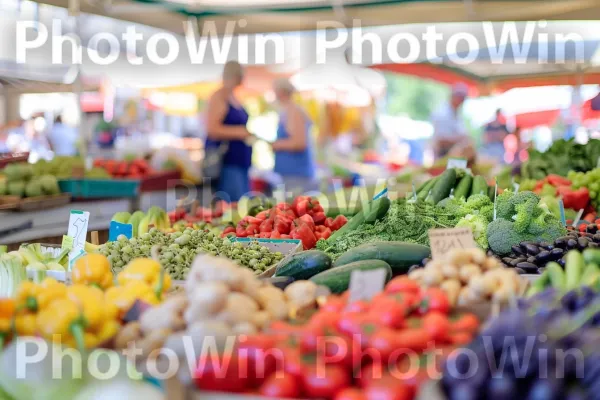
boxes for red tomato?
[386,292,421,310]
[255,210,271,220]
[298,214,316,230]
[270,231,282,239]
[269,321,303,335]
[259,219,274,233]
[300,324,327,353]
[321,296,346,313]
[312,211,327,225]
[324,217,335,229]
[346,300,370,314]
[366,328,399,366]
[337,313,378,343]
[449,332,474,345]
[357,362,385,388]
[330,215,348,231]
[302,365,351,399]
[420,288,450,314]
[194,353,249,392]
[282,347,311,377]
[309,311,341,330]
[277,202,295,213]
[222,226,235,235]
[258,372,301,398]
[371,302,406,329]
[402,367,429,397]
[335,388,367,400]
[422,312,451,343]
[450,313,480,333]
[385,276,421,295]
[321,334,361,371]
[236,335,280,386]
[365,376,412,400]
[292,223,317,249]
[394,328,430,352]
[246,216,263,224]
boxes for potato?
[441,264,459,280]
[421,268,443,287]
[459,263,481,284]
[184,282,229,324]
[213,292,260,325]
[140,294,187,335]
[482,257,500,270]
[446,249,472,266]
[285,281,318,308]
[251,311,272,330]
[440,279,461,306]
[232,322,258,335]
[408,269,424,281]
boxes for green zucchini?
[333,241,430,274]
[470,175,488,197]
[453,175,473,200]
[274,250,332,280]
[326,197,390,243]
[417,177,438,201]
[309,259,392,293]
[428,169,457,204]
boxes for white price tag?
[428,227,477,260]
[446,158,467,170]
[67,210,90,270]
[347,268,388,303]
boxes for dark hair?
[496,109,502,115]
[55,115,62,124]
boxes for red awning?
[512,109,561,130]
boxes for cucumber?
[546,262,565,290]
[583,248,600,265]
[580,262,600,287]
[333,241,430,274]
[453,175,473,200]
[417,177,437,201]
[309,259,392,293]
[428,169,457,205]
[565,250,585,290]
[470,175,488,197]
[326,197,390,243]
[274,250,332,280]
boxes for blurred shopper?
[204,61,253,202]
[48,115,78,156]
[430,83,470,159]
[271,78,316,196]
[481,109,510,161]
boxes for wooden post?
[91,231,99,245]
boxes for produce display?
[0,162,61,197]
[409,248,527,307]
[521,138,600,179]
[93,158,159,178]
[229,196,349,249]
[111,206,170,237]
[99,227,284,279]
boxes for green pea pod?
[565,250,585,290]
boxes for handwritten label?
[347,268,388,303]
[428,227,477,259]
[61,235,74,251]
[67,210,90,270]
[447,158,467,170]
[109,221,133,241]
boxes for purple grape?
[487,376,517,399]
[448,383,479,400]
[525,377,564,400]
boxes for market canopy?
[33,0,600,34]
[373,39,600,95]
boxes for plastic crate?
[59,179,140,198]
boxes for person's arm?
[205,92,249,141]
[272,108,307,152]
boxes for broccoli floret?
[487,218,531,255]
[479,204,494,222]
[466,193,492,211]
[437,197,467,217]
[510,191,540,209]
[495,190,515,220]
[513,198,537,233]
[528,209,566,240]
[456,214,489,249]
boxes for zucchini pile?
[275,241,431,293]
[415,169,495,204]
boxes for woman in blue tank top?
[205,61,253,202]
[271,79,316,196]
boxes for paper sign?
[347,268,388,303]
[428,227,477,259]
[447,158,467,170]
[109,221,133,241]
[67,210,90,270]
[61,235,73,251]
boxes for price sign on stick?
[428,227,476,260]
[347,268,388,303]
[67,210,90,270]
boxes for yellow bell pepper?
[15,278,67,312]
[72,254,114,290]
[117,258,171,297]
[37,285,121,351]
[105,281,160,318]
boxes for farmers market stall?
[5,138,600,399]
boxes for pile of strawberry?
[223,196,348,249]
[193,276,480,400]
